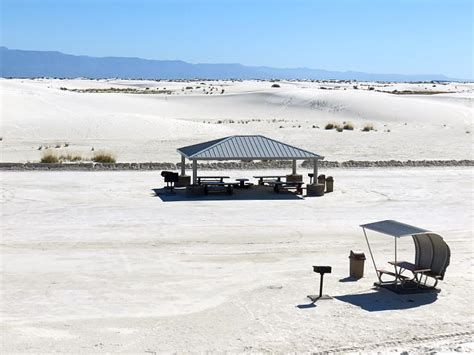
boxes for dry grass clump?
[343,122,355,130]
[362,123,375,132]
[40,151,59,163]
[271,83,280,88]
[325,122,344,130]
[59,154,83,162]
[92,151,116,163]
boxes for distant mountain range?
[0,47,460,82]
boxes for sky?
[1,0,472,79]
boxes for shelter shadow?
[152,187,304,202]
[335,288,438,312]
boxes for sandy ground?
[1,79,473,162]
[1,168,473,353]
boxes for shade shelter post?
[292,160,297,175]
[192,159,197,184]
[180,155,186,176]
[313,159,318,180]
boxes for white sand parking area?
[1,168,473,352]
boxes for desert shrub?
[59,154,83,162]
[92,151,116,163]
[343,122,355,130]
[271,83,280,88]
[362,123,375,132]
[325,122,335,130]
[336,126,343,132]
[41,151,59,163]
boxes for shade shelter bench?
[361,220,451,293]
[176,135,324,193]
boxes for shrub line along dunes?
[0,159,472,171]
[1,79,472,163]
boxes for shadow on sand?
[296,301,317,309]
[152,186,304,202]
[339,276,361,283]
[335,288,438,312]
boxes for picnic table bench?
[253,175,286,185]
[268,181,304,194]
[201,181,235,195]
[197,176,230,184]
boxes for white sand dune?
[1,79,472,162]
[1,168,472,353]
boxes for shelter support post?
[363,228,381,283]
[313,159,318,183]
[180,155,186,176]
[292,160,297,175]
[192,160,197,184]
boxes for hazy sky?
[1,0,472,79]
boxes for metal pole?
[363,228,380,282]
[319,274,324,298]
[313,159,318,183]
[394,237,397,264]
[180,155,186,176]
[192,160,197,184]
[292,160,297,175]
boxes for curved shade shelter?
[177,135,324,184]
[361,220,450,290]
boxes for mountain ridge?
[0,46,461,82]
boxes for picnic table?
[197,176,230,184]
[387,260,431,287]
[253,175,286,185]
[202,181,234,195]
[270,181,304,194]
[235,178,253,188]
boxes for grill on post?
[307,265,332,301]
[161,171,179,193]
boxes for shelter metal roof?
[360,220,430,238]
[177,135,324,160]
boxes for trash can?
[317,174,326,190]
[326,176,334,193]
[349,250,366,278]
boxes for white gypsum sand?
[0,78,473,163]
[0,168,472,353]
